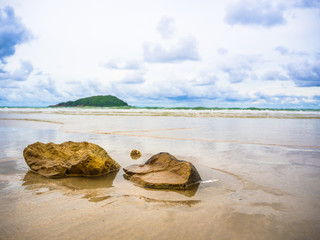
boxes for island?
[50,95,128,107]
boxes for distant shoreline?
[0,106,319,112]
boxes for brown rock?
[130,149,142,160]
[123,152,201,190]
[23,141,120,178]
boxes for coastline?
[1,106,320,119]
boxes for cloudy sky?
[0,0,319,108]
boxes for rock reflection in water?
[22,170,119,191]
[143,182,200,197]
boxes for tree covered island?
[50,95,128,107]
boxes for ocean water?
[0,107,319,239]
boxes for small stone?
[123,152,201,190]
[130,149,142,160]
[23,141,120,178]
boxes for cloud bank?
[0,6,31,62]
[225,0,286,28]
[287,61,320,87]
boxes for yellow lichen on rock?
[130,149,142,160]
[23,141,120,178]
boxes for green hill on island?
[51,95,128,107]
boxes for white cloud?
[143,35,200,63]
[0,60,33,81]
[225,0,286,28]
[287,60,320,87]
[103,59,140,70]
[217,48,228,55]
[119,71,146,85]
[262,71,288,81]
[157,16,176,39]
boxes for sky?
[0,0,319,108]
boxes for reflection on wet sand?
[138,182,200,198]
[82,193,112,202]
[23,169,201,203]
[95,131,320,149]
[0,160,24,175]
[81,193,201,206]
[251,202,287,211]
[23,170,119,191]
[123,194,201,207]
[0,118,63,125]
[208,166,289,196]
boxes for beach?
[0,107,319,239]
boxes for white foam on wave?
[0,107,320,118]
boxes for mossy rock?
[23,141,120,178]
[130,149,142,160]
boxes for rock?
[123,152,201,190]
[130,149,142,160]
[23,141,120,178]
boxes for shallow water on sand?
[0,109,320,239]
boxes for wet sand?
[0,109,320,239]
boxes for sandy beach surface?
[0,108,319,239]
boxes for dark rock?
[123,152,201,190]
[23,141,120,178]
